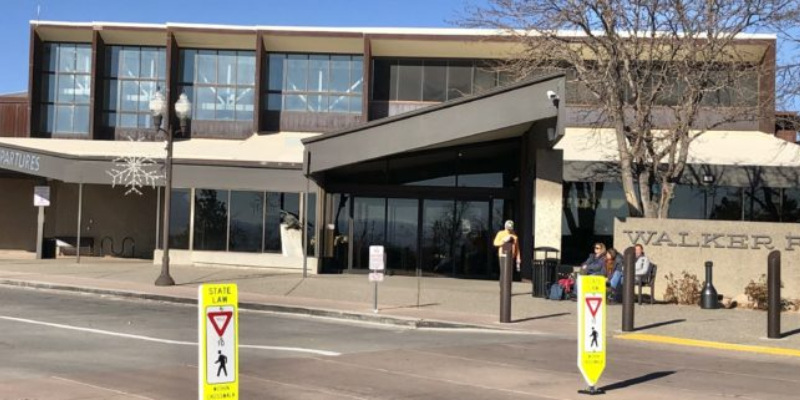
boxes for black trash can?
[533,247,560,298]
[41,238,56,259]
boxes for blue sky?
[0,0,471,94]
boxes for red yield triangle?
[585,296,602,318]
[207,311,233,337]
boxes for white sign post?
[33,186,50,259]
[369,245,385,313]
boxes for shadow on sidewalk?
[635,319,686,331]
[513,312,570,323]
[782,327,800,339]
[600,371,675,392]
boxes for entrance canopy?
[0,133,312,192]
[302,73,566,179]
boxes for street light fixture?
[150,90,192,286]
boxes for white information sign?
[369,245,385,271]
[368,272,385,282]
[34,186,50,207]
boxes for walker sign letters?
[577,275,606,390]
[199,284,238,400]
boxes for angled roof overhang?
[302,73,566,177]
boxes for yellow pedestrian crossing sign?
[577,275,606,392]
[199,283,238,400]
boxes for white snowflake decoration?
[107,136,165,196]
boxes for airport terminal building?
[0,21,796,281]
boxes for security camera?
[546,90,559,100]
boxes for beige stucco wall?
[0,177,38,251]
[48,182,158,258]
[534,148,564,252]
[614,217,800,300]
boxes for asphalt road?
[1,286,800,400]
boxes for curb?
[0,279,506,332]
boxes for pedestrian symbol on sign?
[215,350,228,377]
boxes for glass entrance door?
[421,200,492,278]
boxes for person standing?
[493,220,520,274]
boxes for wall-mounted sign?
[622,230,800,251]
[33,186,50,207]
[0,149,41,173]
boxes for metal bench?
[636,264,657,305]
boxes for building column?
[531,124,564,253]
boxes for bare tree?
[463,0,798,218]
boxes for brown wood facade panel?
[254,31,265,133]
[0,102,29,137]
[362,36,371,122]
[90,31,105,140]
[188,120,253,139]
[28,27,43,138]
[263,111,362,133]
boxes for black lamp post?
[150,90,192,286]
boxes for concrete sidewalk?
[0,257,799,354]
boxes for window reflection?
[180,49,255,121]
[194,189,229,251]
[168,189,191,250]
[745,187,780,222]
[353,197,386,269]
[669,185,705,219]
[707,187,743,221]
[782,189,800,223]
[229,191,264,252]
[103,46,167,129]
[40,42,92,134]
[266,53,363,114]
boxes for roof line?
[302,72,565,145]
[28,20,778,40]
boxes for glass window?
[103,46,166,129]
[397,60,423,101]
[264,193,282,253]
[447,61,473,100]
[389,150,457,187]
[263,192,301,253]
[422,61,447,102]
[266,53,362,115]
[194,189,229,251]
[229,191,264,253]
[305,193,317,256]
[286,55,308,92]
[353,197,386,269]
[593,183,629,235]
[169,189,191,250]
[180,49,255,121]
[267,54,285,90]
[668,185,706,219]
[782,189,800,223]
[308,55,330,93]
[745,187,780,222]
[457,142,518,188]
[707,187,743,221]
[372,59,395,101]
[473,63,498,94]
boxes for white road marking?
[0,315,341,356]
[51,376,157,400]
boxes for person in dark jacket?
[606,248,624,301]
[580,242,607,276]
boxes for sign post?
[33,186,50,259]
[577,275,606,395]
[199,283,239,400]
[368,245,385,313]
